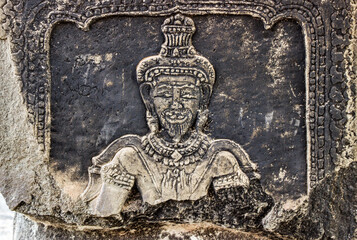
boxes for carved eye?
[181,93,197,100]
[181,89,197,99]
[155,90,172,98]
[154,85,173,98]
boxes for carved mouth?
[163,109,190,124]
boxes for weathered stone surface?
[50,15,306,202]
[0,0,356,239]
[117,181,273,229]
[0,193,14,239]
[12,162,357,239]
[0,38,38,209]
[14,214,287,240]
[265,162,357,240]
[0,0,6,39]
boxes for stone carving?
[81,14,261,218]
[2,0,351,191]
[1,1,355,238]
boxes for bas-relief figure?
[82,14,261,218]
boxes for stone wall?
[0,1,356,239]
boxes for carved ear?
[139,83,154,113]
[200,84,212,109]
[196,109,209,133]
[140,83,159,133]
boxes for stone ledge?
[14,214,288,240]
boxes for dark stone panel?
[194,16,306,200]
[50,15,305,200]
[50,17,163,177]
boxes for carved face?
[152,75,201,140]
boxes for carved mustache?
[162,108,192,124]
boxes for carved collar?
[141,132,210,167]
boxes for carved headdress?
[136,14,216,96]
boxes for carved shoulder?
[211,151,250,191]
[211,151,240,177]
[81,136,143,203]
[91,134,142,166]
[208,139,261,181]
[102,147,141,176]
[99,147,140,192]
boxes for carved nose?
[171,89,183,109]
[171,100,183,109]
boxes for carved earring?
[146,111,159,133]
[196,109,209,133]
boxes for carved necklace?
[141,132,210,167]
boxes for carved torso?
[95,133,258,207]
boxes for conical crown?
[136,14,215,95]
[160,13,196,57]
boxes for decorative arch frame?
[1,0,351,193]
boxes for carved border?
[329,2,351,166]
[1,0,351,192]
